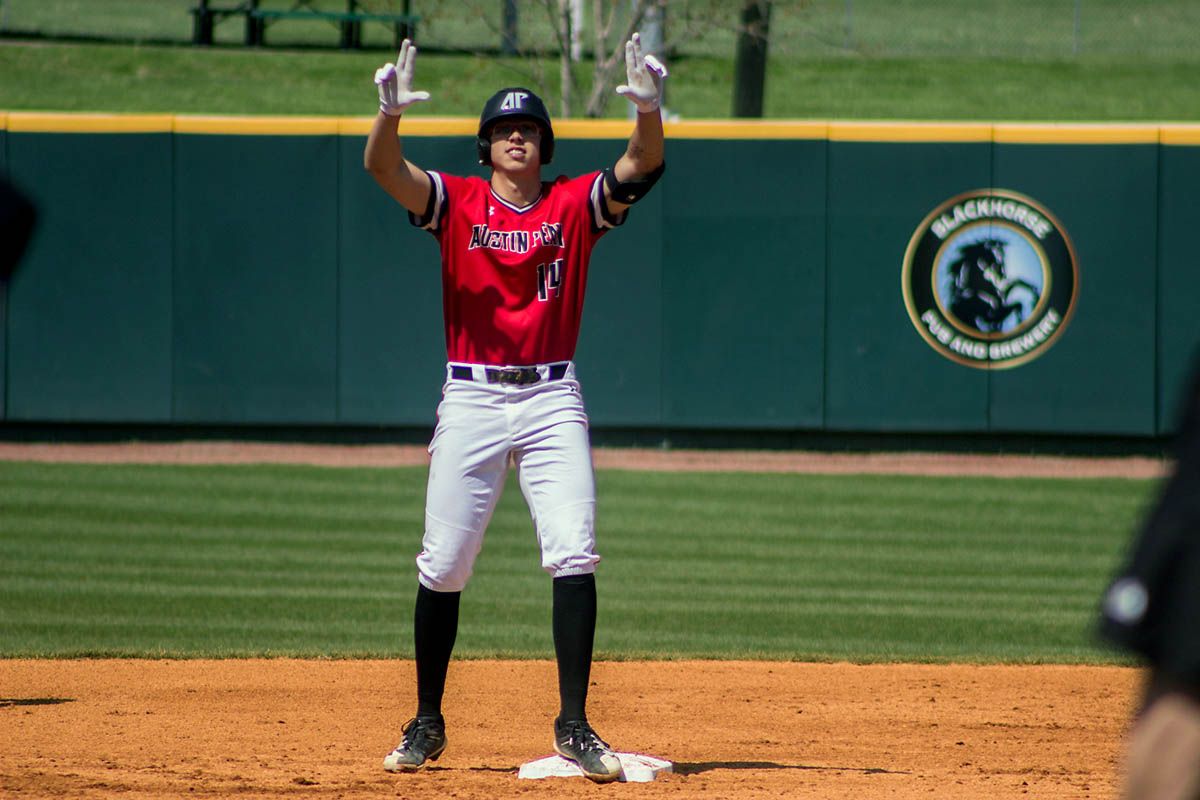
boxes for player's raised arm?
[364,39,433,215]
[606,33,667,215]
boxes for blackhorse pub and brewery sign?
[902,189,1078,369]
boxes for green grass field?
[1,0,1199,119]
[3,42,1198,121]
[0,461,1153,663]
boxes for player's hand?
[374,39,431,117]
[615,32,668,113]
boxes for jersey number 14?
[537,258,564,301]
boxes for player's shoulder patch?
[588,171,626,231]
[409,170,448,232]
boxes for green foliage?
[0,461,1153,663]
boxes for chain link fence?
[0,0,1196,59]
[780,0,1200,59]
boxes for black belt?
[451,363,569,385]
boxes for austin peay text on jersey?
[468,222,565,253]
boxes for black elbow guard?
[603,161,665,205]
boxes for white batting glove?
[374,39,431,117]
[615,32,668,113]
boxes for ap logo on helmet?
[500,91,529,111]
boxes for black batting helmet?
[476,87,555,166]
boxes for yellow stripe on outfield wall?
[993,123,1160,144]
[829,121,992,142]
[545,119,637,138]
[1160,125,1200,145]
[0,113,1194,144]
[6,112,175,133]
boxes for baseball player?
[364,34,666,783]
[1101,355,1200,800]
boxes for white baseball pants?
[416,361,599,593]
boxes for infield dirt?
[0,442,1156,798]
[0,659,1139,799]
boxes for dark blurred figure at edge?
[1101,353,1200,800]
[1,176,37,282]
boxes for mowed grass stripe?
[0,462,1154,662]
[591,601,1120,661]
[4,497,420,532]
[1,554,1106,599]
[0,570,1102,614]
[1,574,411,601]
[2,515,418,549]
[2,514,1121,573]
[611,474,1146,530]
[5,522,1118,568]
[8,610,393,632]
[602,517,1127,547]
[2,467,425,525]
[0,535,412,572]
[605,537,1119,569]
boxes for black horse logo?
[945,238,1039,333]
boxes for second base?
[518,752,673,782]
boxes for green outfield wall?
[3,114,1198,437]
[0,124,7,421]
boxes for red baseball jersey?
[412,170,624,366]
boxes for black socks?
[413,584,460,719]
[412,574,598,723]
[553,573,597,723]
